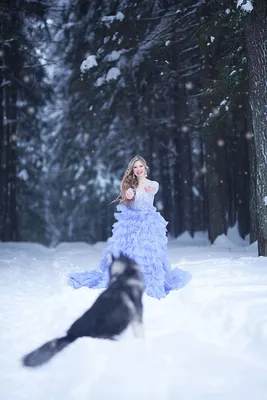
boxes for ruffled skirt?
[68,205,191,299]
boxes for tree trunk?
[231,111,250,240]
[246,107,258,244]
[0,4,19,241]
[159,139,172,230]
[173,83,194,237]
[205,132,228,243]
[187,93,206,233]
[0,45,5,237]
[245,0,267,255]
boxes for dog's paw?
[132,321,144,339]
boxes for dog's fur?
[22,254,144,368]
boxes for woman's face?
[133,160,146,178]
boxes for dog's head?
[108,253,144,287]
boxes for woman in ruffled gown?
[68,156,191,299]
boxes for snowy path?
[0,233,267,399]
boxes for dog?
[22,253,145,368]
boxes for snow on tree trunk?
[245,0,267,255]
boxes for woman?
[68,156,191,299]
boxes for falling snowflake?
[193,148,201,155]
[245,132,253,140]
[192,186,200,197]
[217,139,225,147]
[23,75,30,83]
[165,40,171,46]
[156,201,164,210]
[181,125,189,133]
[200,165,207,174]
[185,82,193,90]
[27,106,35,115]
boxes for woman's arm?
[125,187,135,200]
[144,181,159,194]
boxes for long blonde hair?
[118,155,148,204]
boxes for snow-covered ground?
[1,229,267,400]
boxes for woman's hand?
[144,186,154,194]
[126,188,135,200]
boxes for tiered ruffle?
[68,204,191,299]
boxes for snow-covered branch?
[236,0,254,12]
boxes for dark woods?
[1,0,267,255]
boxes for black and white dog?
[22,253,145,368]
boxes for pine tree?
[198,0,251,243]
[0,0,49,241]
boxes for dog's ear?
[110,259,126,276]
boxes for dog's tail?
[22,335,75,368]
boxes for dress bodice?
[130,181,159,211]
